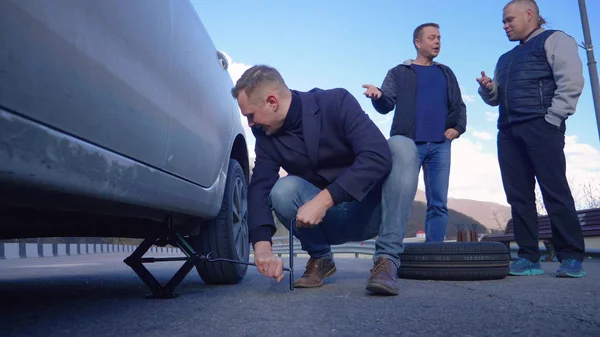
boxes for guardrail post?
[19,242,26,258]
[43,243,52,257]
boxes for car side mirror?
[217,50,228,71]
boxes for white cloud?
[221,52,255,155]
[462,94,476,103]
[472,131,494,140]
[222,52,251,89]
[485,111,498,122]
[563,135,600,208]
[414,134,600,207]
[418,137,508,205]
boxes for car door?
[158,1,235,188]
[1,0,173,172]
[0,0,233,188]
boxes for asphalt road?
[0,253,598,337]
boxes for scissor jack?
[124,218,295,299]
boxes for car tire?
[398,242,510,281]
[193,158,249,285]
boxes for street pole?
[578,0,600,144]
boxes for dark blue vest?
[495,29,557,129]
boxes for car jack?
[124,218,296,299]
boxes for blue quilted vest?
[495,29,557,129]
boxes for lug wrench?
[203,218,296,290]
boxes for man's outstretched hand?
[362,84,382,99]
[476,71,494,91]
[296,189,334,228]
[253,241,284,282]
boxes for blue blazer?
[247,88,392,244]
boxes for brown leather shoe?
[366,258,399,295]
[294,257,336,288]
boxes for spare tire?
[398,242,510,281]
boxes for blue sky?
[191,0,600,206]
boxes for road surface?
[0,253,598,336]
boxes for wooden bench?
[481,207,600,261]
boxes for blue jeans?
[416,138,451,242]
[269,135,420,268]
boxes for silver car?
[0,0,250,294]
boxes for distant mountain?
[406,200,488,239]
[414,189,511,233]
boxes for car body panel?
[0,0,249,237]
[0,107,226,220]
[0,0,234,188]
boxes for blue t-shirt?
[411,64,449,143]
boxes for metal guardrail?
[0,242,179,260]
[269,236,378,257]
[267,237,600,259]
[272,243,376,257]
[4,237,598,260]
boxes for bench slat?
[481,208,600,243]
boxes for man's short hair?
[504,0,546,26]
[231,65,288,101]
[413,22,440,45]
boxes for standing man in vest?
[478,0,586,277]
[363,23,467,243]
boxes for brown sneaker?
[294,257,336,288]
[366,258,399,295]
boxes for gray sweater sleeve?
[477,67,499,107]
[478,30,585,116]
[544,31,585,127]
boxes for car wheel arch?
[229,133,250,183]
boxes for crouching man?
[232,65,419,296]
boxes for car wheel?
[398,242,510,281]
[193,158,249,284]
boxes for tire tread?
[398,242,510,281]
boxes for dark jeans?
[268,135,420,268]
[497,117,585,262]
